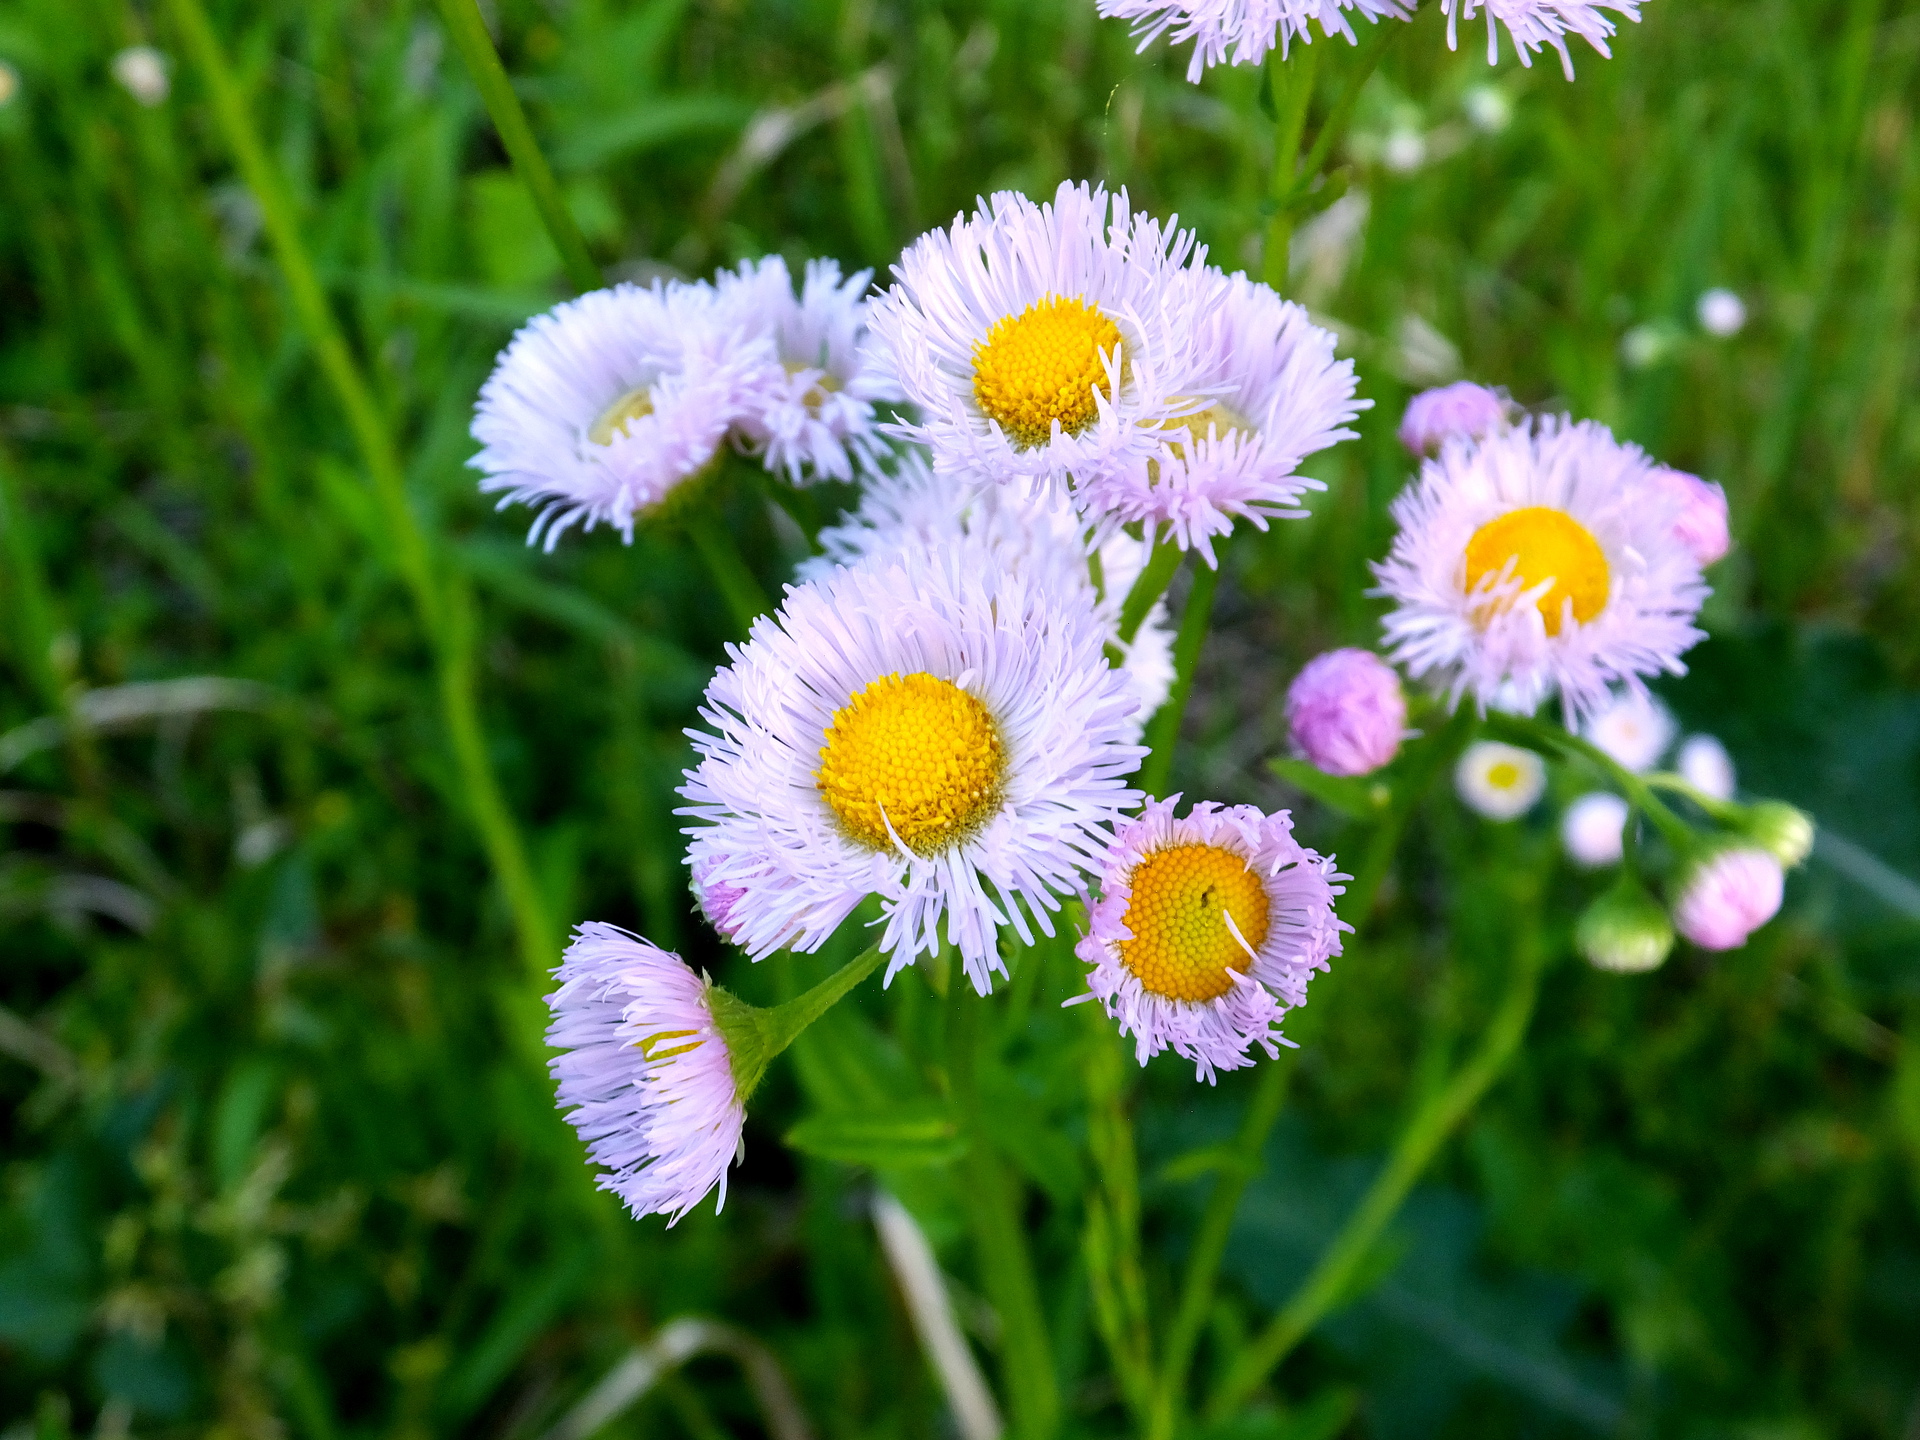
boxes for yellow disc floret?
[589,387,655,445]
[816,673,1006,855]
[971,295,1123,450]
[1118,844,1272,1004]
[1462,506,1611,636]
[1485,759,1523,791]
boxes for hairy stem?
[1137,560,1222,798]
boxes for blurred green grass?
[1,0,1918,1436]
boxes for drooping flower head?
[1075,798,1345,1082]
[1398,381,1513,455]
[1672,847,1783,951]
[1285,647,1407,777]
[714,255,900,485]
[1441,0,1642,80]
[547,924,745,1224]
[680,546,1145,994]
[1075,270,1364,565]
[472,282,771,548]
[1583,687,1674,773]
[1455,740,1546,820]
[1561,791,1628,867]
[805,453,1176,728]
[1096,0,1410,84]
[871,182,1211,502]
[1649,467,1731,568]
[1373,417,1710,724]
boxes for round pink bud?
[1397,382,1512,455]
[1286,649,1407,777]
[691,858,749,943]
[1672,847,1783,951]
[1651,467,1730,568]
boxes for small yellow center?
[1462,506,1611,636]
[1486,761,1522,790]
[816,673,1005,855]
[590,387,654,446]
[971,295,1122,449]
[785,361,842,416]
[1118,844,1272,1004]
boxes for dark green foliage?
[1,0,1918,1436]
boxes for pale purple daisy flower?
[1075,270,1364,566]
[1285,648,1407,777]
[1582,687,1674,772]
[1442,0,1641,80]
[1397,381,1514,455]
[1561,791,1628,867]
[870,181,1212,503]
[680,544,1145,995]
[1097,0,1410,84]
[472,282,773,548]
[1649,467,1730,568]
[713,255,902,486]
[1073,798,1345,1083]
[546,924,745,1224]
[1372,417,1710,725]
[1673,847,1783,951]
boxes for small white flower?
[680,545,1145,995]
[1383,128,1428,173]
[1462,85,1513,133]
[111,46,170,106]
[1583,688,1674,773]
[1696,288,1747,338]
[1677,734,1736,801]
[1456,740,1546,820]
[1561,792,1628,867]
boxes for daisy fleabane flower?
[1285,648,1406,777]
[1077,270,1364,566]
[714,255,901,485]
[547,924,745,1225]
[472,282,772,548]
[1442,0,1641,80]
[1075,798,1346,1082]
[1098,0,1411,84]
[803,453,1176,728]
[680,546,1145,995]
[871,181,1211,502]
[1373,416,1709,725]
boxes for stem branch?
[1137,560,1221,798]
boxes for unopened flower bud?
[1576,879,1675,974]
[1744,801,1813,868]
[1397,382,1512,455]
[1285,648,1406,777]
[1650,467,1730,568]
[1677,734,1736,801]
[1672,846,1783,952]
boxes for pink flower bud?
[1285,649,1406,777]
[1672,847,1783,951]
[1397,382,1512,454]
[1651,467,1730,568]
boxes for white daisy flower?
[1583,687,1675,772]
[1442,0,1641,80]
[1455,740,1546,820]
[1073,797,1346,1083]
[472,282,772,548]
[870,181,1211,502]
[713,255,902,485]
[1097,0,1411,84]
[546,924,745,1224]
[803,454,1176,727]
[679,547,1145,995]
[1372,417,1710,724]
[1075,270,1364,567]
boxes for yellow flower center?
[785,361,842,416]
[1118,843,1272,1004]
[1462,506,1611,636]
[589,386,655,446]
[1486,760,1523,790]
[971,295,1122,450]
[816,673,1006,855]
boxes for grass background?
[2,0,1919,1436]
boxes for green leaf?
[1268,757,1392,819]
[785,1103,967,1169]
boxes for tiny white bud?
[1677,734,1736,802]
[111,46,170,107]
[1696,288,1746,337]
[1562,793,1629,869]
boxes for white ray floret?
[1442,0,1642,80]
[1073,797,1346,1083]
[1097,0,1411,84]
[546,924,745,1225]
[680,546,1145,995]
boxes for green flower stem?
[683,509,773,635]
[432,0,603,294]
[1082,1027,1153,1426]
[947,988,1060,1440]
[1645,772,1746,825]
[1482,711,1697,850]
[1117,528,1184,647]
[1209,908,1547,1421]
[1263,43,1319,289]
[167,0,556,977]
[708,942,886,1101]
[1284,21,1397,212]
[1137,560,1222,798]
